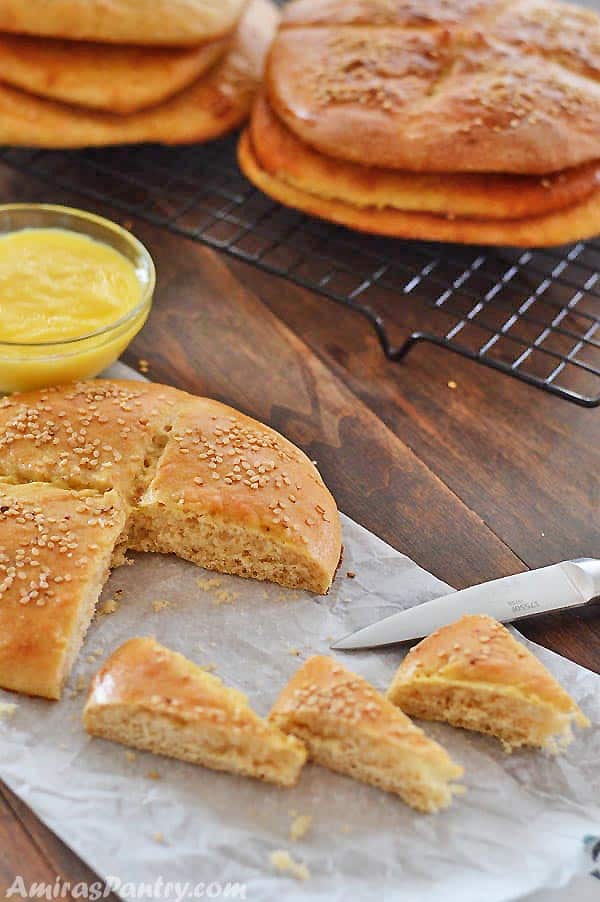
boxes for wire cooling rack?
[1,137,600,407]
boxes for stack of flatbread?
[0,0,278,147]
[239,0,600,247]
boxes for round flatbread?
[0,0,248,45]
[239,130,600,247]
[267,0,600,174]
[0,0,278,147]
[0,33,230,114]
[250,94,600,221]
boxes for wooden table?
[0,160,598,896]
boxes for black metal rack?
[2,136,599,407]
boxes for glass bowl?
[0,203,155,393]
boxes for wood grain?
[0,158,596,891]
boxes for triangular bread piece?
[387,615,589,753]
[269,655,463,812]
[0,481,127,700]
[84,638,307,787]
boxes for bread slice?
[0,481,127,700]
[84,637,307,787]
[269,655,463,812]
[128,397,341,594]
[387,615,590,753]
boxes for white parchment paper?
[0,365,598,901]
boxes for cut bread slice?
[269,655,463,812]
[84,637,307,786]
[128,397,341,594]
[0,481,127,700]
[387,615,590,753]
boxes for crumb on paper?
[447,380,457,390]
[125,751,137,763]
[212,588,239,606]
[0,701,17,720]
[288,647,301,657]
[86,647,105,663]
[152,599,174,613]
[196,576,224,591]
[290,814,312,841]
[138,359,150,375]
[124,556,135,566]
[98,597,119,616]
[346,571,356,579]
[114,588,124,598]
[270,850,310,881]
[146,770,161,780]
[199,663,216,673]
[153,832,166,844]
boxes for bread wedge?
[84,637,307,786]
[387,615,590,753]
[269,655,463,812]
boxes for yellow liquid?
[0,228,149,392]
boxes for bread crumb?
[290,814,312,841]
[270,850,309,881]
[138,359,150,375]
[146,770,161,780]
[0,701,17,720]
[153,832,166,844]
[447,380,457,390]
[346,571,356,579]
[196,576,224,591]
[288,647,301,657]
[152,599,174,613]
[212,588,239,606]
[125,751,137,762]
[199,663,216,673]
[98,598,119,616]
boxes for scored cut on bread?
[269,655,464,812]
[84,637,307,786]
[0,0,248,45]
[267,0,600,175]
[387,614,590,753]
[0,481,127,700]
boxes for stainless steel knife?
[331,558,600,650]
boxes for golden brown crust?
[388,615,588,720]
[270,655,463,811]
[0,33,230,115]
[251,93,600,220]
[0,380,185,498]
[0,0,278,148]
[267,0,600,174]
[84,637,307,785]
[0,482,126,700]
[137,398,341,593]
[239,129,600,246]
[0,0,248,45]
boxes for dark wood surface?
[0,160,598,896]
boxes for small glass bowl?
[0,203,155,393]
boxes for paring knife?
[331,558,600,650]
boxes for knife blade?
[331,558,600,650]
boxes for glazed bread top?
[267,0,600,174]
[390,614,589,721]
[0,0,248,45]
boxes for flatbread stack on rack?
[239,0,600,247]
[0,0,278,147]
